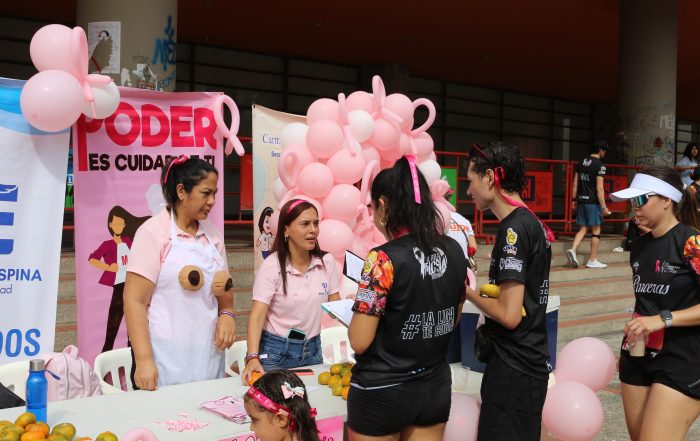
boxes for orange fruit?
[327,375,341,388]
[46,435,68,441]
[24,424,48,437]
[330,364,342,375]
[341,386,350,400]
[74,438,93,441]
[317,372,331,385]
[50,423,75,441]
[247,371,263,386]
[341,375,351,387]
[331,384,343,396]
[14,414,35,429]
[19,432,45,441]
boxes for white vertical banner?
[0,78,69,363]
[251,105,305,273]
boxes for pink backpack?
[41,345,101,401]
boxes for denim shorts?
[576,203,603,227]
[259,330,323,370]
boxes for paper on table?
[321,299,355,327]
[344,250,365,283]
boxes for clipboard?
[343,250,365,283]
[321,299,355,327]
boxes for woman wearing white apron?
[125,156,236,390]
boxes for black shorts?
[347,363,452,436]
[477,355,548,441]
[619,350,700,399]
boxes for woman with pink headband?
[243,199,340,384]
[125,156,236,390]
[347,156,469,441]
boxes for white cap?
[610,173,683,203]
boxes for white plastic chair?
[0,360,29,400]
[321,326,355,364]
[93,347,133,394]
[225,340,248,377]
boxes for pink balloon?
[323,184,361,223]
[346,91,374,113]
[29,24,76,75]
[318,219,354,259]
[349,238,369,260]
[279,194,324,220]
[542,381,604,441]
[298,162,334,199]
[380,141,404,162]
[435,201,451,233]
[372,226,387,244]
[278,144,315,188]
[380,157,396,170]
[20,70,84,132]
[306,120,344,159]
[269,210,280,236]
[555,337,616,392]
[369,118,401,151]
[307,98,340,125]
[361,144,381,164]
[121,428,159,441]
[443,393,480,441]
[327,148,367,185]
[385,94,415,132]
[414,132,435,162]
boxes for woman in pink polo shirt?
[124,156,236,390]
[242,199,340,383]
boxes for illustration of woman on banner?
[256,207,274,259]
[88,205,149,353]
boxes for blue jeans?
[259,330,323,371]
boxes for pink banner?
[218,415,344,441]
[73,87,225,364]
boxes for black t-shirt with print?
[626,223,700,377]
[575,155,606,204]
[351,234,468,386]
[484,207,552,379]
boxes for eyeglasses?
[630,193,656,209]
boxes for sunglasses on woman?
[630,193,656,209]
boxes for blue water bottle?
[26,359,48,423]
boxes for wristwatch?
[659,309,673,328]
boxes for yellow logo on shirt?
[506,228,518,245]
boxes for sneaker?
[612,247,625,253]
[586,259,608,269]
[566,249,579,267]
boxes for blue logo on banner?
[0,184,17,255]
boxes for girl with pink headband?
[243,199,340,384]
[243,369,319,441]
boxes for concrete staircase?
[55,235,632,354]
[474,236,633,349]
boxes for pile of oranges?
[317,362,353,400]
[0,412,116,441]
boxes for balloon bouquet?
[20,24,121,131]
[272,75,454,272]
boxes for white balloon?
[348,110,374,142]
[272,177,287,202]
[281,122,309,148]
[418,159,441,185]
[82,81,120,119]
[145,184,166,216]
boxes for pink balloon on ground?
[327,148,367,185]
[323,184,361,223]
[318,219,354,259]
[555,337,616,392]
[369,118,401,151]
[542,381,604,441]
[306,120,344,159]
[361,144,381,163]
[384,93,415,132]
[346,91,374,113]
[20,70,84,132]
[298,162,334,199]
[29,24,76,75]
[443,393,480,441]
[307,98,340,125]
[414,132,435,162]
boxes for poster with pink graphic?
[73,87,225,364]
